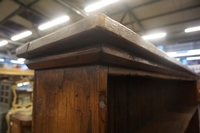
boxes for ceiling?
[0,0,200,58]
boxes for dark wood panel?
[26,45,102,69]
[138,106,198,133]
[115,76,128,133]
[107,75,198,133]
[33,66,107,133]
[107,75,115,133]
[127,77,138,132]
[185,109,199,133]
[108,67,196,81]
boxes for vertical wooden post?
[33,66,107,133]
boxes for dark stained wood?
[108,67,196,81]
[107,75,115,133]
[137,106,198,133]
[10,113,32,133]
[25,44,196,80]
[16,14,197,77]
[197,80,200,101]
[26,45,102,69]
[185,109,199,133]
[107,75,198,133]
[101,44,195,79]
[127,77,138,132]
[16,13,199,133]
[33,66,107,133]
[115,76,128,133]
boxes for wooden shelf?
[137,105,198,133]
[0,68,33,76]
[15,14,199,133]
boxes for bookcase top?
[16,13,198,78]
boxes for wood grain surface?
[16,14,197,77]
[33,66,107,133]
[15,13,199,133]
[107,75,198,133]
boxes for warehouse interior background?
[0,0,200,72]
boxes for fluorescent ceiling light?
[176,58,180,61]
[38,15,70,30]
[185,26,200,33]
[0,40,8,47]
[142,32,166,40]
[10,60,24,64]
[166,52,177,57]
[84,0,119,12]
[0,59,5,62]
[166,49,200,57]
[186,56,200,61]
[11,31,32,41]
[10,58,26,64]
[18,58,25,62]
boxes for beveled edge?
[24,43,197,80]
[102,16,198,77]
[16,13,106,58]
[16,13,198,77]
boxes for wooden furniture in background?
[0,68,33,133]
[16,14,199,133]
[10,113,32,133]
[6,78,33,133]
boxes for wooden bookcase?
[16,14,199,133]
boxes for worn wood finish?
[16,14,199,133]
[197,80,200,101]
[33,66,107,133]
[17,14,197,78]
[137,106,198,133]
[10,113,32,133]
[108,67,195,81]
[25,44,195,80]
[107,76,198,133]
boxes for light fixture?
[84,0,119,12]
[23,82,29,85]
[17,82,30,87]
[186,56,200,61]
[0,40,8,47]
[142,32,166,40]
[18,58,25,62]
[0,59,5,62]
[17,83,23,87]
[11,31,32,41]
[38,15,70,30]
[176,58,180,61]
[166,49,200,57]
[10,58,25,64]
[185,26,200,33]
[11,60,24,64]
[166,52,178,57]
